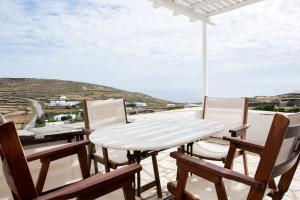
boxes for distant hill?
[0,78,172,107]
[249,93,300,104]
[0,78,178,129]
[249,93,300,113]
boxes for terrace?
[0,0,299,199]
[1,108,300,199]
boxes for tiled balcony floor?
[1,109,299,199]
[0,143,300,199]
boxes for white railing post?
[202,21,208,102]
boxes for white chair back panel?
[205,97,246,110]
[204,97,246,138]
[86,99,126,129]
[288,113,300,126]
[246,112,274,145]
[275,113,300,166]
[275,137,296,165]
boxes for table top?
[89,118,224,151]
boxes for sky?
[0,0,299,102]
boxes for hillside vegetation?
[0,78,174,128]
[0,78,171,106]
[249,93,300,113]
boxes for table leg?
[152,153,162,198]
[102,147,110,173]
[134,151,141,197]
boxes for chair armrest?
[37,163,142,200]
[223,137,264,155]
[229,124,250,137]
[26,140,90,162]
[170,151,264,189]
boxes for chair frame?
[187,96,250,174]
[0,121,141,200]
[83,99,162,198]
[83,99,130,172]
[168,114,300,200]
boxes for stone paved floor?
[0,145,300,199]
[135,149,300,200]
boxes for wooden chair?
[0,121,142,200]
[188,96,250,174]
[168,113,300,200]
[83,99,163,198]
[0,113,91,194]
[83,99,132,173]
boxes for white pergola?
[149,0,263,100]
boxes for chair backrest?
[272,113,300,177]
[0,122,37,199]
[83,99,127,131]
[202,96,248,138]
[248,114,300,198]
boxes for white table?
[89,118,224,151]
[89,117,223,198]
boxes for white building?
[45,121,67,127]
[167,104,176,108]
[48,100,80,107]
[135,102,147,108]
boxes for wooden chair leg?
[12,192,19,200]
[242,150,249,176]
[152,153,162,198]
[87,143,94,172]
[77,147,90,178]
[224,144,236,170]
[215,180,228,200]
[123,180,136,200]
[36,158,51,194]
[176,146,185,180]
[272,156,300,199]
[134,151,142,197]
[268,178,277,190]
[175,168,188,200]
[93,157,99,174]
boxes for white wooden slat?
[215,1,227,8]
[209,2,224,9]
[192,0,223,9]
[231,0,241,4]
[207,0,262,17]
[221,0,235,6]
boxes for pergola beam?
[149,0,263,102]
[150,0,214,25]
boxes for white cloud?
[0,0,299,102]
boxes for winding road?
[25,99,44,130]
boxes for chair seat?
[168,175,269,200]
[193,140,229,160]
[95,147,129,164]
